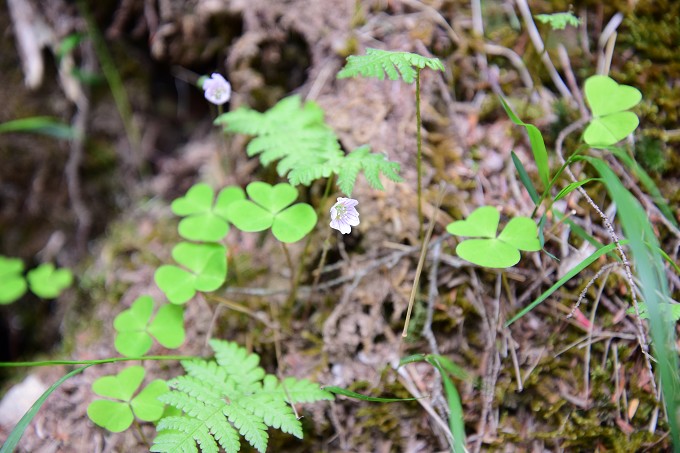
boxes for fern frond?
[152,340,333,453]
[210,339,265,391]
[216,96,403,195]
[152,417,217,453]
[223,402,269,452]
[337,145,403,196]
[337,48,445,83]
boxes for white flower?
[203,73,231,105]
[330,197,360,234]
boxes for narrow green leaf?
[511,151,540,205]
[585,156,679,447]
[0,365,92,453]
[506,241,623,326]
[0,117,77,140]
[323,386,419,402]
[499,97,550,188]
[554,178,600,201]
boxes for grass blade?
[499,97,550,188]
[505,241,623,326]
[511,151,540,204]
[0,117,76,140]
[585,156,679,449]
[323,386,419,402]
[0,365,93,453]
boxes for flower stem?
[281,242,297,304]
[415,69,424,240]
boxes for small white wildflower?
[203,73,231,105]
[330,197,360,234]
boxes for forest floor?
[1,0,679,452]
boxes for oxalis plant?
[497,73,680,448]
[0,65,415,453]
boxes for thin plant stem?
[416,70,424,240]
[281,242,297,303]
[133,419,150,448]
[402,184,444,337]
[311,228,333,293]
[296,175,335,304]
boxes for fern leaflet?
[151,340,333,453]
[337,145,403,196]
[337,48,445,83]
[215,96,402,196]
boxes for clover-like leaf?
[131,379,169,422]
[148,304,185,349]
[114,296,185,357]
[497,217,542,252]
[26,263,73,299]
[446,206,499,238]
[155,242,227,304]
[87,399,134,433]
[228,182,318,243]
[88,366,168,432]
[0,256,27,304]
[272,203,317,243]
[247,181,298,214]
[172,183,245,242]
[583,75,642,147]
[446,206,540,268]
[114,296,155,357]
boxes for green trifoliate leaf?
[172,183,245,242]
[88,366,168,432]
[583,75,642,147]
[228,182,318,243]
[446,206,540,268]
[114,296,185,357]
[0,256,27,304]
[155,242,227,304]
[26,263,73,299]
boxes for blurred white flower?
[330,197,360,234]
[203,73,231,105]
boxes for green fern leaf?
[337,48,445,83]
[215,96,402,195]
[337,145,403,196]
[152,340,333,453]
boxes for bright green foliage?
[337,48,445,83]
[227,182,317,243]
[446,206,541,268]
[171,183,245,242]
[155,242,227,304]
[500,97,550,189]
[215,95,402,196]
[26,263,73,299]
[87,366,168,432]
[628,303,680,321]
[151,340,334,453]
[0,116,77,140]
[0,256,27,304]
[113,295,185,357]
[583,75,642,147]
[336,145,403,195]
[534,12,581,30]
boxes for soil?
[1,0,679,452]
